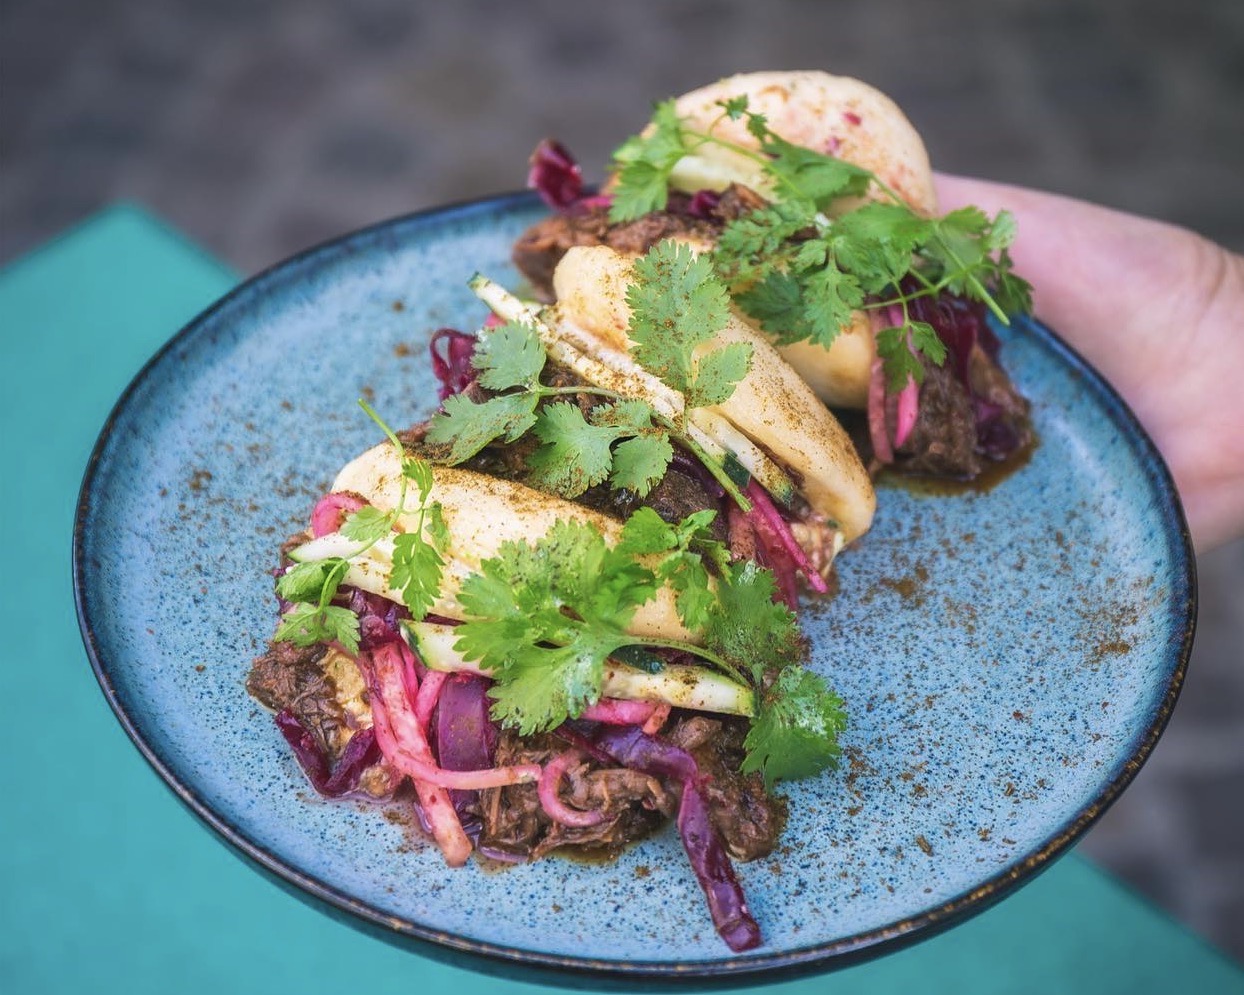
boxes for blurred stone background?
[3,0,1241,962]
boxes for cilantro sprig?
[272,402,447,651]
[426,318,674,498]
[607,95,1033,386]
[626,240,752,413]
[452,509,845,785]
[273,558,360,653]
[428,257,753,509]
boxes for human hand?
[935,174,1244,553]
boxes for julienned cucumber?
[400,619,755,718]
[286,532,398,600]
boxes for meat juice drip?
[877,427,1037,497]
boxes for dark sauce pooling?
[878,428,1038,497]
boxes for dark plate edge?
[71,195,1198,988]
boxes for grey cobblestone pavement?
[4,0,1242,963]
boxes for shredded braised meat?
[248,640,346,759]
[512,185,766,300]
[478,730,675,861]
[476,716,785,864]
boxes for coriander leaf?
[617,505,678,555]
[923,207,990,295]
[274,602,360,655]
[801,260,865,339]
[674,507,720,541]
[828,203,934,293]
[875,324,926,391]
[472,320,546,391]
[486,639,611,735]
[609,100,687,223]
[526,402,622,497]
[589,397,658,433]
[687,339,752,408]
[389,529,444,621]
[425,500,450,553]
[275,559,345,604]
[455,520,657,733]
[759,133,871,209]
[616,504,722,630]
[609,433,673,496]
[875,320,946,390]
[627,240,731,399]
[992,249,1034,315]
[736,263,857,350]
[401,454,434,498]
[719,95,749,120]
[986,210,1018,252]
[907,319,947,367]
[704,560,801,681]
[668,558,717,631]
[617,506,721,629]
[741,666,846,787]
[425,390,539,463]
[733,269,807,339]
[609,160,671,223]
[713,202,813,286]
[338,506,392,544]
[451,567,534,674]
[792,238,829,271]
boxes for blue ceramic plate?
[74,193,1195,986]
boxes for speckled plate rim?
[73,191,1197,988]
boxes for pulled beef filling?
[893,354,980,476]
[478,715,784,863]
[893,292,1033,477]
[479,729,675,861]
[666,716,787,862]
[414,362,730,540]
[512,185,766,300]
[248,640,346,761]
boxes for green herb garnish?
[427,254,753,507]
[272,401,446,648]
[607,95,1033,386]
[450,510,844,784]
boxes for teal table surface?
[2,204,1240,994]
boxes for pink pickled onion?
[870,305,922,454]
[368,647,539,792]
[867,355,894,464]
[894,374,919,448]
[311,492,367,537]
[415,669,447,733]
[580,698,657,726]
[365,644,470,865]
[744,481,828,594]
[538,749,607,828]
[365,645,539,865]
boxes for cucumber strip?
[688,409,798,509]
[286,533,471,621]
[287,533,398,599]
[470,274,691,427]
[402,619,476,672]
[401,619,755,718]
[600,660,755,717]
